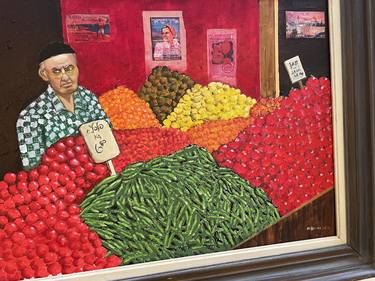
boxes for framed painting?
[1,0,374,280]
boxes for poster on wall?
[66,14,111,43]
[286,11,325,39]
[207,29,237,86]
[143,11,187,74]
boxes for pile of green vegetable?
[80,145,279,264]
[138,66,195,123]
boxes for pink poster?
[207,29,237,86]
[66,14,111,43]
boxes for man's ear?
[38,68,49,82]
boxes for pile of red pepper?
[0,136,122,280]
[113,128,192,172]
[213,77,334,215]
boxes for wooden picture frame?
[123,1,375,280]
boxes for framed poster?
[142,11,187,74]
[286,11,326,39]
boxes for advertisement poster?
[286,11,325,39]
[207,29,237,86]
[66,14,111,43]
[143,11,187,74]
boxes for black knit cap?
[38,41,76,64]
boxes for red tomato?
[46,229,58,241]
[25,213,39,224]
[13,194,25,206]
[8,185,18,195]
[28,181,39,191]
[37,165,49,175]
[34,220,47,233]
[55,187,67,198]
[47,171,59,181]
[38,175,50,186]
[8,209,21,220]
[48,193,58,202]
[4,222,18,235]
[17,171,28,182]
[65,148,76,159]
[54,221,67,234]
[67,204,80,215]
[29,169,39,180]
[29,201,42,211]
[64,137,76,147]
[37,196,50,207]
[48,262,62,275]
[44,252,58,263]
[46,147,58,157]
[45,204,57,215]
[39,185,52,195]
[0,181,8,190]
[55,141,66,152]
[0,215,8,225]
[55,153,67,163]
[19,205,31,217]
[3,173,17,184]
[64,193,76,204]
[11,231,26,243]
[69,158,80,167]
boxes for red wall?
[61,0,259,98]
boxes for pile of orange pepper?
[99,86,161,130]
[186,117,253,152]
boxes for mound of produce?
[112,128,192,172]
[186,117,253,152]
[213,77,333,215]
[138,66,195,123]
[163,82,256,131]
[81,145,279,264]
[250,97,283,118]
[99,86,161,130]
[0,136,122,280]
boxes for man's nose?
[60,69,70,80]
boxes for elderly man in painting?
[16,42,110,170]
[153,24,181,61]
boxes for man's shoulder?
[78,86,97,98]
[18,90,52,120]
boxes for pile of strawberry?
[0,136,121,280]
[112,128,192,172]
[213,77,334,215]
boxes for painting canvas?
[286,11,325,39]
[0,1,336,280]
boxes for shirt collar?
[47,85,87,112]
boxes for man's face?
[39,53,79,96]
[162,27,173,42]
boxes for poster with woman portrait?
[143,11,187,74]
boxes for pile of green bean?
[80,145,280,264]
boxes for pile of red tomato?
[213,77,334,215]
[0,136,121,280]
[113,127,192,172]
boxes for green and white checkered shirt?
[16,85,111,170]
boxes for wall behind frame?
[278,0,330,96]
[0,0,63,177]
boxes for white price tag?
[79,120,120,174]
[284,56,306,84]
